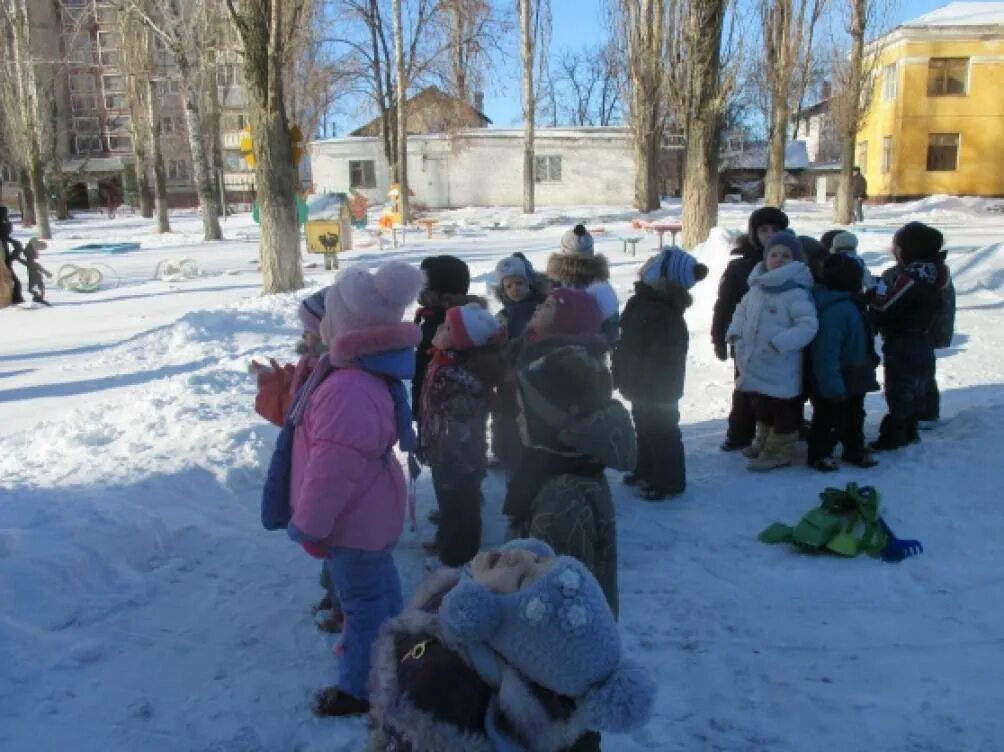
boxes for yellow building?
[857,2,1004,200]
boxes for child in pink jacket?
[285,261,423,717]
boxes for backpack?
[758,483,888,557]
[260,362,334,531]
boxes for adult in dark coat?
[851,167,868,223]
[613,248,708,499]
[0,207,24,307]
[711,206,789,450]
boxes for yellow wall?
[858,35,1004,199]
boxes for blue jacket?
[811,286,880,399]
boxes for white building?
[309,128,643,208]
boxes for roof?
[904,2,1004,27]
[350,86,491,136]
[61,156,132,173]
[722,140,810,171]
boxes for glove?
[714,342,728,362]
[301,541,330,560]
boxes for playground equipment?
[304,193,354,271]
[153,258,200,282]
[67,242,140,254]
[56,262,121,292]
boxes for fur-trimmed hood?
[330,322,421,367]
[545,253,610,288]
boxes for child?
[726,230,818,472]
[505,288,636,614]
[807,254,880,471]
[368,539,657,751]
[868,222,946,450]
[546,224,620,344]
[877,244,955,430]
[412,255,480,427]
[494,251,548,340]
[491,253,548,472]
[9,237,51,304]
[252,286,329,427]
[712,206,789,451]
[420,302,507,566]
[613,247,708,500]
[800,235,828,283]
[284,261,423,716]
[830,231,875,288]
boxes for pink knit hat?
[549,288,602,337]
[446,302,502,350]
[320,261,423,344]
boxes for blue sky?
[480,0,958,128]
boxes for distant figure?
[851,167,868,223]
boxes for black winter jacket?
[613,280,691,404]
[711,237,759,349]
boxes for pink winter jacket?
[289,366,406,552]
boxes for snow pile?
[952,242,1004,296]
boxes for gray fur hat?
[831,231,859,254]
[439,539,656,731]
[560,224,595,257]
[495,253,532,282]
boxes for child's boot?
[869,415,913,451]
[747,430,797,472]
[742,421,770,459]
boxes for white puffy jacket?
[726,261,818,399]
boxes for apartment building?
[856,2,1004,200]
[28,0,253,210]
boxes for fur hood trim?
[330,322,421,366]
[545,253,610,287]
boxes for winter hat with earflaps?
[640,246,709,289]
[560,224,595,257]
[747,206,790,252]
[445,302,503,349]
[894,222,944,265]
[763,230,804,262]
[439,538,657,731]
[495,253,533,283]
[420,254,471,295]
[831,231,859,254]
[298,286,328,335]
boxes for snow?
[905,2,1004,27]
[3,198,1004,751]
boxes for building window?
[160,116,183,135]
[74,135,103,155]
[856,142,868,173]
[69,73,96,93]
[881,136,892,174]
[167,159,190,180]
[71,93,98,114]
[882,64,897,101]
[927,58,968,96]
[534,155,562,183]
[97,30,120,52]
[349,160,376,189]
[99,48,120,67]
[216,63,239,88]
[926,133,960,171]
[221,112,248,131]
[96,6,117,25]
[104,93,126,111]
[106,134,132,152]
[102,75,124,94]
[73,117,100,134]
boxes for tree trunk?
[136,161,154,218]
[833,0,865,224]
[28,157,51,239]
[176,52,222,241]
[392,0,410,224]
[229,0,303,294]
[764,97,788,206]
[146,79,171,233]
[18,167,36,227]
[520,0,535,214]
[681,0,727,248]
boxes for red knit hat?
[549,288,602,337]
[446,302,502,350]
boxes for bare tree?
[553,42,623,126]
[1,0,52,238]
[759,0,827,207]
[113,0,222,240]
[615,0,674,212]
[518,0,536,213]
[669,0,730,248]
[117,3,156,219]
[225,0,305,294]
[830,0,889,223]
[392,0,410,223]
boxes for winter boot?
[869,415,913,452]
[312,686,370,717]
[742,421,771,459]
[747,431,798,472]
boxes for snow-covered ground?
[2,197,1004,752]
